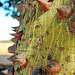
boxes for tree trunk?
[16,0,75,75]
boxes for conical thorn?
[21,3,30,10]
[11,15,21,22]
[27,1,35,7]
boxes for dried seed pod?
[8,53,28,69]
[11,38,18,43]
[56,5,73,20]
[21,3,30,10]
[27,1,36,7]
[8,45,17,53]
[1,67,13,75]
[32,67,48,75]
[10,31,23,40]
[36,0,53,12]
[11,15,21,22]
[46,60,61,75]
[68,17,75,34]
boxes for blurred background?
[0,0,20,41]
[0,0,20,74]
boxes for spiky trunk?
[10,0,75,75]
